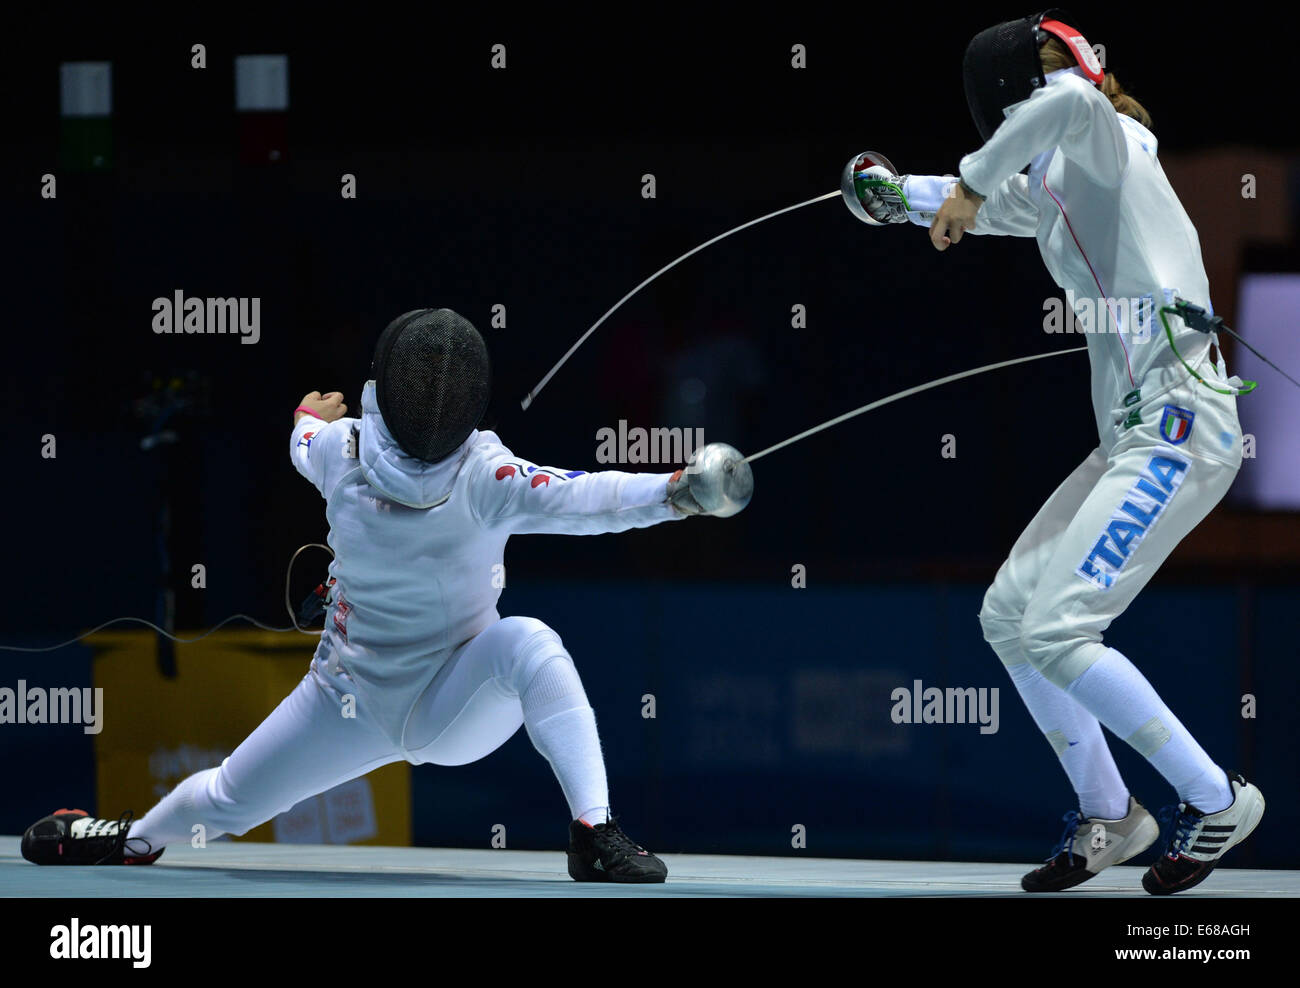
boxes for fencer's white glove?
[851,164,913,225]
[843,152,948,227]
[666,469,705,516]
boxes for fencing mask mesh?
[963,9,1101,142]
[371,308,491,463]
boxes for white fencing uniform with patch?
[294,381,679,750]
[903,67,1243,456]
[127,383,681,848]
[902,68,1240,814]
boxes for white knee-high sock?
[1065,647,1232,814]
[993,640,1130,820]
[520,658,610,825]
[127,767,221,851]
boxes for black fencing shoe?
[567,817,667,884]
[1022,797,1158,892]
[1143,771,1265,895]
[21,809,163,866]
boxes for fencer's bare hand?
[930,183,982,251]
[295,391,348,424]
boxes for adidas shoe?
[1143,771,1265,895]
[567,817,667,884]
[20,809,163,866]
[1022,796,1159,892]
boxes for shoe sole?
[1021,868,1097,893]
[567,853,667,884]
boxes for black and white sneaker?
[1021,797,1159,892]
[1143,771,1265,895]
[567,817,667,884]
[20,808,163,866]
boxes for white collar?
[1002,66,1096,122]
[1045,65,1093,85]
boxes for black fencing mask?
[963,10,1104,142]
[371,308,491,463]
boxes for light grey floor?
[2,838,1294,897]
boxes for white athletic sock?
[520,658,610,823]
[1065,647,1232,814]
[996,643,1131,820]
[127,767,219,851]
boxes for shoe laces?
[1156,804,1200,859]
[91,811,156,865]
[594,817,642,858]
[1045,810,1085,864]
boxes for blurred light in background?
[59,61,113,170]
[235,54,289,164]
[1234,271,1300,509]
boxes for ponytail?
[1099,71,1152,130]
[1040,37,1152,130]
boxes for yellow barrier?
[89,630,410,846]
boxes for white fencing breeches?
[128,615,598,850]
[979,382,1241,688]
[978,380,1241,813]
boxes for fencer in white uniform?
[20,308,752,882]
[843,11,1264,894]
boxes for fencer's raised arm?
[466,441,681,537]
[290,414,356,496]
[958,70,1128,199]
[290,414,327,488]
[289,390,351,494]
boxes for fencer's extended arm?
[469,448,682,536]
[958,72,1129,197]
[901,173,1038,237]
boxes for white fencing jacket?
[290,381,680,747]
[902,67,1232,448]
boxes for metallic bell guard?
[677,442,754,518]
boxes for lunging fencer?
[21,307,754,883]
[843,9,1264,893]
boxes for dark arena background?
[2,5,1297,964]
